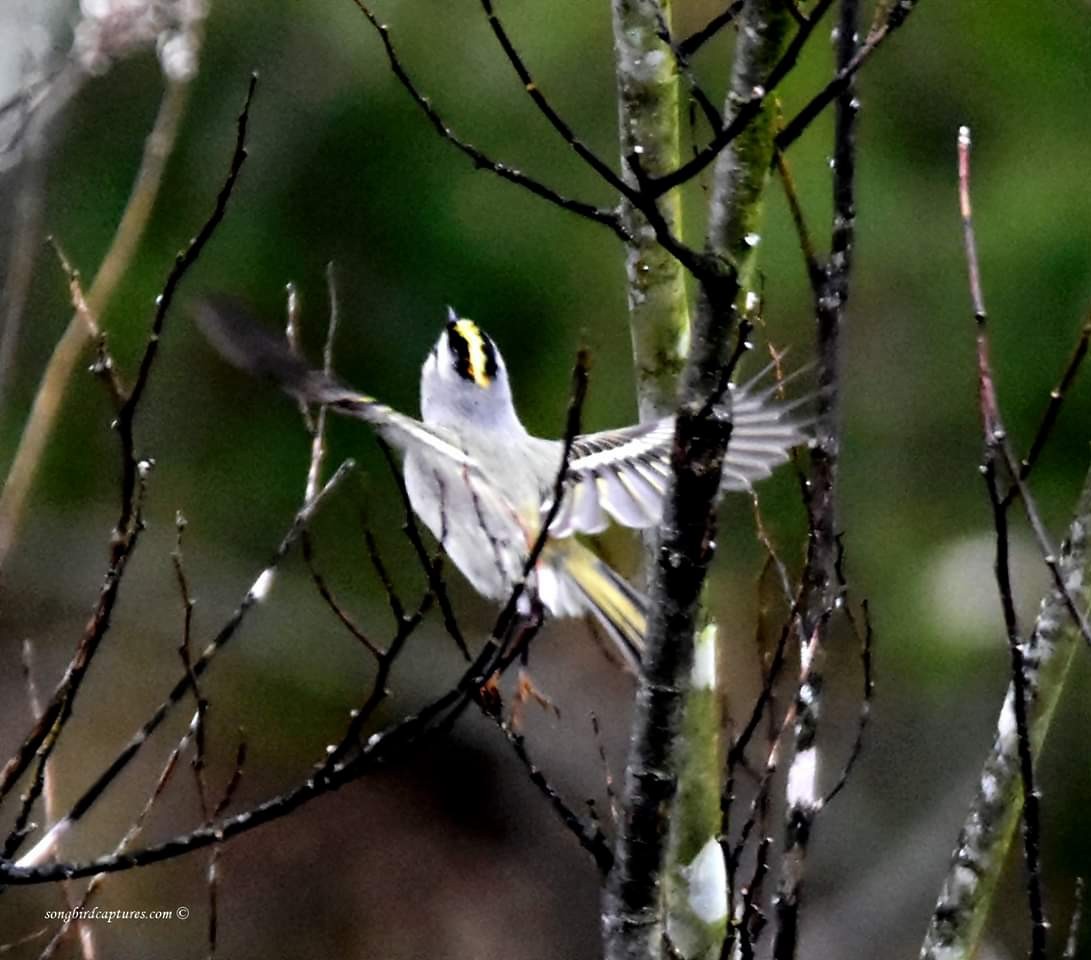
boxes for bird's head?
[420,307,520,431]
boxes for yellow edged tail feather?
[561,543,646,673]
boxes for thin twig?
[492,347,590,642]
[591,713,618,828]
[36,711,203,959]
[773,1,859,951]
[0,72,193,570]
[303,532,384,658]
[44,239,126,408]
[822,598,873,805]
[375,440,471,662]
[649,2,724,130]
[119,74,257,464]
[489,716,614,875]
[479,0,629,197]
[301,535,432,771]
[349,0,629,241]
[775,0,924,153]
[728,604,798,768]
[960,123,1049,960]
[362,524,407,626]
[11,642,92,960]
[206,739,247,960]
[0,467,151,856]
[303,264,342,502]
[750,489,795,605]
[0,76,257,807]
[736,835,773,960]
[677,0,747,58]
[9,461,354,869]
[174,512,212,827]
[284,281,316,433]
[773,147,824,292]
[1020,318,1091,480]
[648,0,837,197]
[1000,441,1091,648]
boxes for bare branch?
[676,1,746,59]
[36,710,203,959]
[0,69,194,570]
[44,238,126,409]
[492,347,590,642]
[775,0,924,153]
[375,440,470,661]
[7,461,354,869]
[489,714,614,875]
[770,0,860,951]
[348,0,630,241]
[0,75,257,806]
[983,457,1049,960]
[591,712,619,829]
[479,0,629,197]
[932,122,1050,960]
[821,598,873,806]
[303,533,385,658]
[773,148,824,293]
[119,73,257,454]
[206,739,247,960]
[1021,316,1091,481]
[648,0,836,197]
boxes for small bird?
[196,299,808,672]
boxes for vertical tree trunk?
[604,4,791,957]
[612,0,691,425]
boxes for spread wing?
[547,363,811,538]
[194,296,475,468]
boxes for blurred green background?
[1,1,1090,957]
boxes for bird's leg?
[503,597,560,729]
[511,669,560,731]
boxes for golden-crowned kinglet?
[196,299,807,672]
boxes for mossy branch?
[667,4,791,958]
[612,0,691,423]
[919,463,1091,960]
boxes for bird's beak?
[445,305,459,325]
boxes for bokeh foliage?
[1,1,1089,957]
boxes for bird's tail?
[559,544,646,674]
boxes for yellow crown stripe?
[453,318,492,388]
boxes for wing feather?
[547,364,810,536]
[195,296,475,467]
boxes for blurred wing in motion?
[193,296,473,466]
[547,361,811,537]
